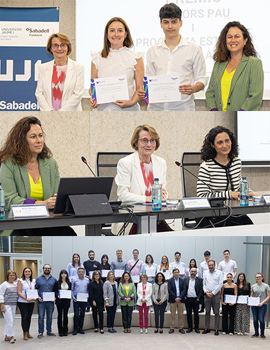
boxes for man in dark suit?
[184,268,204,333]
[168,268,186,334]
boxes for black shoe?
[252,333,259,338]
[63,332,68,336]
[261,335,266,339]
[179,329,185,334]
[159,330,163,334]
[94,329,98,333]
[47,333,56,337]
[202,329,210,334]
[198,309,204,313]
[214,331,219,336]
[73,330,78,335]
[86,307,90,312]
[169,329,174,334]
[186,328,192,333]
[59,333,63,337]
[195,328,200,334]
[79,329,85,334]
[154,329,159,334]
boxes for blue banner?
[0,7,59,111]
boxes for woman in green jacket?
[206,21,264,111]
[118,272,136,333]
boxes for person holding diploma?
[67,254,84,282]
[54,269,71,337]
[71,267,89,335]
[35,33,84,111]
[137,274,152,334]
[100,254,111,283]
[144,3,208,111]
[35,264,57,338]
[0,270,17,344]
[113,125,169,235]
[206,22,264,111]
[140,255,158,285]
[118,272,136,333]
[197,126,253,226]
[234,273,250,335]
[103,271,119,333]
[90,17,144,111]
[88,271,104,334]
[157,256,172,281]
[250,273,270,339]
[221,273,237,335]
[17,267,36,340]
[152,272,168,334]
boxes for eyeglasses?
[139,138,156,145]
[51,43,67,49]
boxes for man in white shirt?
[170,251,186,279]
[218,249,237,282]
[145,3,208,111]
[202,260,223,336]
[198,250,212,313]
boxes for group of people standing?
[34,3,264,112]
[1,248,269,344]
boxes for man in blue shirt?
[168,268,186,334]
[71,267,89,335]
[35,264,57,338]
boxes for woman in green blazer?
[206,21,264,111]
[118,272,136,333]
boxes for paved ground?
[0,318,269,350]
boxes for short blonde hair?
[46,33,72,55]
[116,249,122,253]
[140,273,148,282]
[131,125,160,151]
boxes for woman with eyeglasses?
[112,125,169,235]
[36,33,84,111]
[250,273,270,339]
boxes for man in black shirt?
[83,250,101,311]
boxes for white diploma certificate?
[26,289,38,299]
[101,270,109,278]
[59,290,71,299]
[162,271,170,280]
[248,297,260,306]
[90,75,129,104]
[89,271,93,279]
[114,269,124,278]
[145,268,155,277]
[179,267,186,275]
[132,275,140,283]
[224,295,237,304]
[237,296,248,304]
[144,75,181,104]
[76,293,88,302]
[42,292,55,302]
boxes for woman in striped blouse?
[197,126,253,226]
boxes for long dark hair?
[57,269,70,284]
[213,21,257,62]
[120,272,132,284]
[155,272,165,284]
[101,254,110,268]
[21,267,33,282]
[201,126,238,161]
[189,259,197,269]
[92,270,103,284]
[145,254,154,264]
[236,273,249,291]
[0,116,52,166]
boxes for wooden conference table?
[0,200,269,236]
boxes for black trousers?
[92,303,104,330]
[222,304,236,334]
[106,304,117,329]
[73,301,87,331]
[121,305,133,329]
[153,301,167,329]
[17,302,35,333]
[185,298,200,329]
[56,300,70,334]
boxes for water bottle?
[152,178,162,211]
[240,177,249,207]
[0,182,5,219]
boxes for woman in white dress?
[89,17,144,111]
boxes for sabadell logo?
[26,28,50,33]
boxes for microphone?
[175,161,213,195]
[81,156,96,177]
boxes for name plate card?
[262,194,270,204]
[181,198,211,209]
[9,204,48,218]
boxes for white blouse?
[91,47,143,111]
[17,278,36,303]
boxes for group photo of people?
[1,243,269,344]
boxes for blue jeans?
[73,301,87,331]
[252,304,267,335]
[38,301,54,334]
